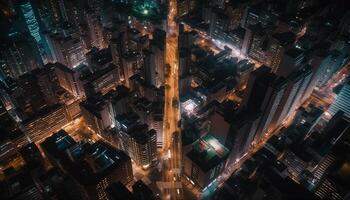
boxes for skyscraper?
[241,66,287,142]
[0,34,43,79]
[47,34,86,68]
[86,10,106,49]
[52,62,85,98]
[14,0,51,62]
[115,113,157,168]
[329,80,350,117]
[225,111,261,166]
[143,42,165,88]
[80,94,112,135]
[269,32,295,75]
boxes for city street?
[159,0,183,199]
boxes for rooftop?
[187,134,229,172]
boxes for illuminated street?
[159,0,183,199]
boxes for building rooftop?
[41,130,76,159]
[65,140,131,185]
[187,134,229,172]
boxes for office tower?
[14,0,51,62]
[241,66,287,142]
[21,104,70,143]
[80,94,112,135]
[0,34,43,79]
[285,65,313,118]
[269,32,295,75]
[256,77,287,141]
[277,47,305,77]
[329,80,350,117]
[47,34,86,68]
[184,134,229,189]
[52,62,85,98]
[271,68,306,128]
[86,10,106,49]
[241,66,275,112]
[115,113,157,168]
[225,111,261,167]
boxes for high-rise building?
[243,25,270,65]
[52,62,85,98]
[255,77,287,141]
[80,94,112,135]
[179,25,196,49]
[285,65,313,119]
[109,86,131,124]
[329,80,350,118]
[209,11,230,41]
[32,67,58,105]
[269,32,296,75]
[241,66,287,142]
[143,43,165,88]
[120,53,143,87]
[177,0,197,17]
[272,68,306,128]
[277,47,305,77]
[179,48,191,77]
[42,135,133,200]
[0,34,43,79]
[47,34,86,68]
[115,113,157,168]
[86,10,106,49]
[21,104,71,143]
[241,6,277,29]
[184,134,229,190]
[225,111,261,166]
[80,63,120,96]
[14,0,50,61]
[310,49,346,88]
